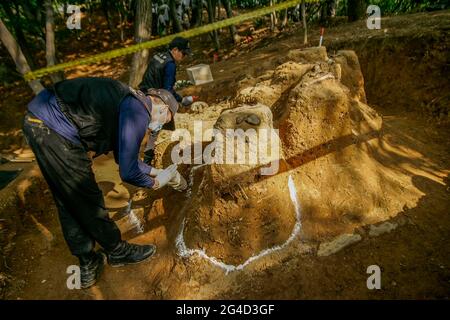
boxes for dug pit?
[173,47,422,266]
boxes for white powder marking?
[126,200,144,234]
[129,209,144,234]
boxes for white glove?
[168,171,188,191]
[153,164,177,190]
[149,167,163,177]
[181,96,194,106]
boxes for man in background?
[139,36,198,165]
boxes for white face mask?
[149,102,170,132]
[148,121,163,132]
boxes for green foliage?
[236,0,271,9]
[0,63,20,85]
[254,17,265,29]
[0,63,9,85]
[0,0,44,38]
[392,0,448,13]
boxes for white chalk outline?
[125,199,145,234]
[176,166,302,274]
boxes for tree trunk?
[129,0,152,88]
[0,18,43,94]
[206,0,220,50]
[320,0,337,23]
[44,0,63,83]
[348,0,366,22]
[223,0,237,43]
[86,0,93,24]
[216,0,221,21]
[36,0,43,25]
[308,2,322,22]
[212,0,220,35]
[328,0,337,18]
[301,0,307,44]
[169,0,182,33]
[269,0,277,32]
[320,2,327,23]
[119,12,124,41]
[120,0,132,34]
[280,8,288,29]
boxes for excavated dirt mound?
[182,103,295,266]
[179,47,421,265]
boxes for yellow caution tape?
[24,0,318,81]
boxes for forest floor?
[0,10,449,299]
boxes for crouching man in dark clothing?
[22,77,179,288]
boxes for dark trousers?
[22,112,121,258]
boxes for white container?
[186,64,214,85]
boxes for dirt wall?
[329,32,450,123]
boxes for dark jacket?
[139,51,174,92]
[50,77,151,157]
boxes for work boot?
[107,241,156,267]
[78,251,106,289]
